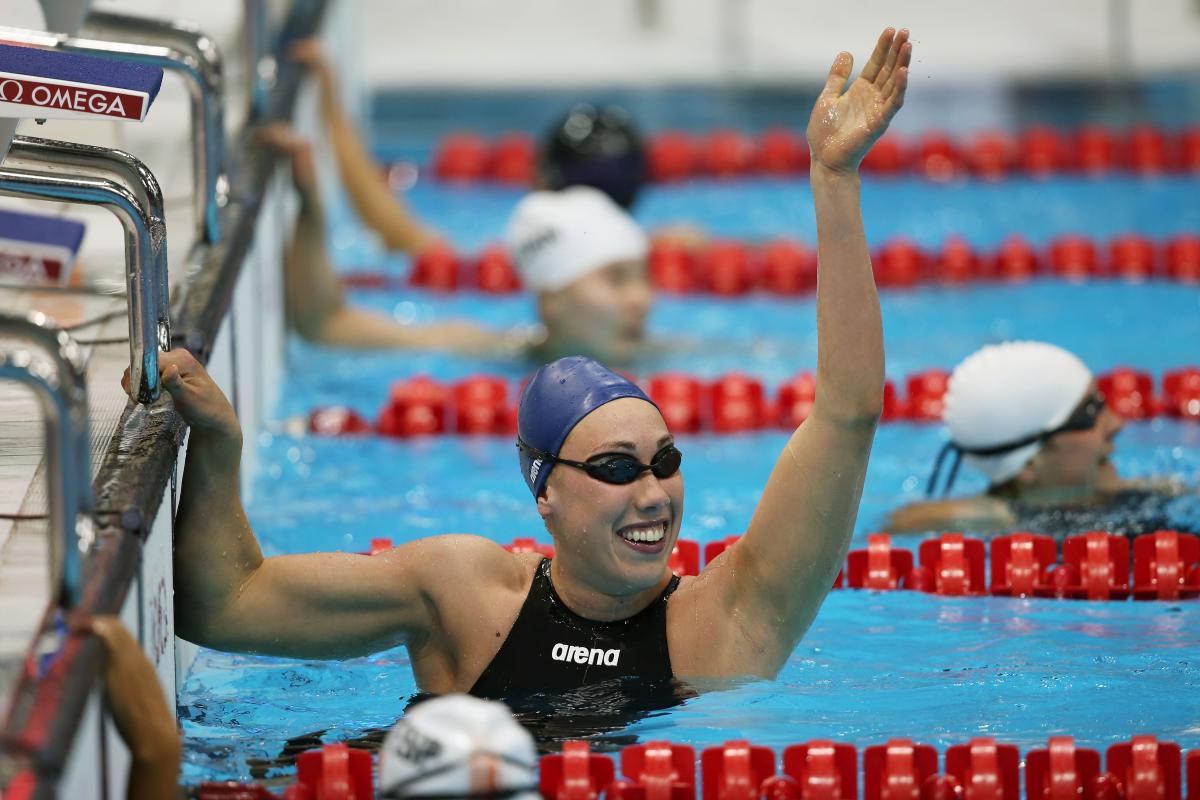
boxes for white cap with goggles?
[928,341,1094,494]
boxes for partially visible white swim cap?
[378,694,539,800]
[942,341,1093,486]
[505,185,648,294]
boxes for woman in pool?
[889,341,1194,537]
[158,27,910,695]
[271,39,666,365]
[274,125,654,366]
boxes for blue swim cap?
[517,356,656,497]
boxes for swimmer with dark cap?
[160,28,910,696]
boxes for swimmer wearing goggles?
[927,389,1107,496]
[162,26,912,705]
[516,440,682,485]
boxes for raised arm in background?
[263,125,506,352]
[289,38,438,254]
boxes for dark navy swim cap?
[539,104,647,210]
[518,356,656,498]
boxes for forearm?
[127,751,181,800]
[284,191,347,342]
[324,99,436,254]
[810,164,884,422]
[174,430,263,643]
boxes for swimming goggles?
[926,391,1106,496]
[518,440,683,485]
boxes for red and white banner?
[0,71,150,121]
[0,237,75,283]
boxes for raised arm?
[264,126,506,353]
[289,39,438,254]
[146,349,447,658]
[702,29,910,675]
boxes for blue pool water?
[179,124,1200,783]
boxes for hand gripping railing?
[0,12,226,246]
[0,312,93,608]
[0,135,169,403]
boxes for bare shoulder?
[886,495,1015,534]
[379,533,534,593]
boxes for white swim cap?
[942,341,1093,485]
[505,186,648,294]
[378,694,539,800]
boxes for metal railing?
[0,136,170,403]
[0,312,93,609]
[0,12,227,246]
[0,0,329,791]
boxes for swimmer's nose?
[625,276,654,320]
[1102,406,1125,437]
[631,470,671,512]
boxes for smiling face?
[535,397,683,598]
[1022,384,1125,490]
[537,259,653,366]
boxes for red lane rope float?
[196,735,1200,800]
[424,125,1200,185]
[306,366,1200,439]
[343,234,1200,295]
[358,530,1200,602]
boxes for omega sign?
[0,73,148,121]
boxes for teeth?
[621,522,666,544]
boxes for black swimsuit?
[470,558,680,700]
[1000,488,1195,540]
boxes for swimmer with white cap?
[266,125,653,364]
[888,341,1189,536]
[379,695,539,800]
[157,27,911,703]
[271,44,665,365]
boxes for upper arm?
[205,534,509,659]
[716,409,876,658]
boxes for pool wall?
[0,0,344,794]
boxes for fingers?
[858,27,895,83]
[162,363,183,394]
[881,28,909,80]
[873,28,909,89]
[287,38,324,66]
[120,367,131,398]
[256,123,303,152]
[85,615,137,653]
[157,349,200,393]
[822,52,854,98]
[881,42,913,105]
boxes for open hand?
[122,349,240,442]
[807,28,911,174]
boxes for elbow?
[814,396,883,430]
[813,374,885,428]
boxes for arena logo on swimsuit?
[551,642,620,666]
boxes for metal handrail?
[0,135,169,403]
[243,0,276,120]
[0,13,227,246]
[0,312,92,608]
